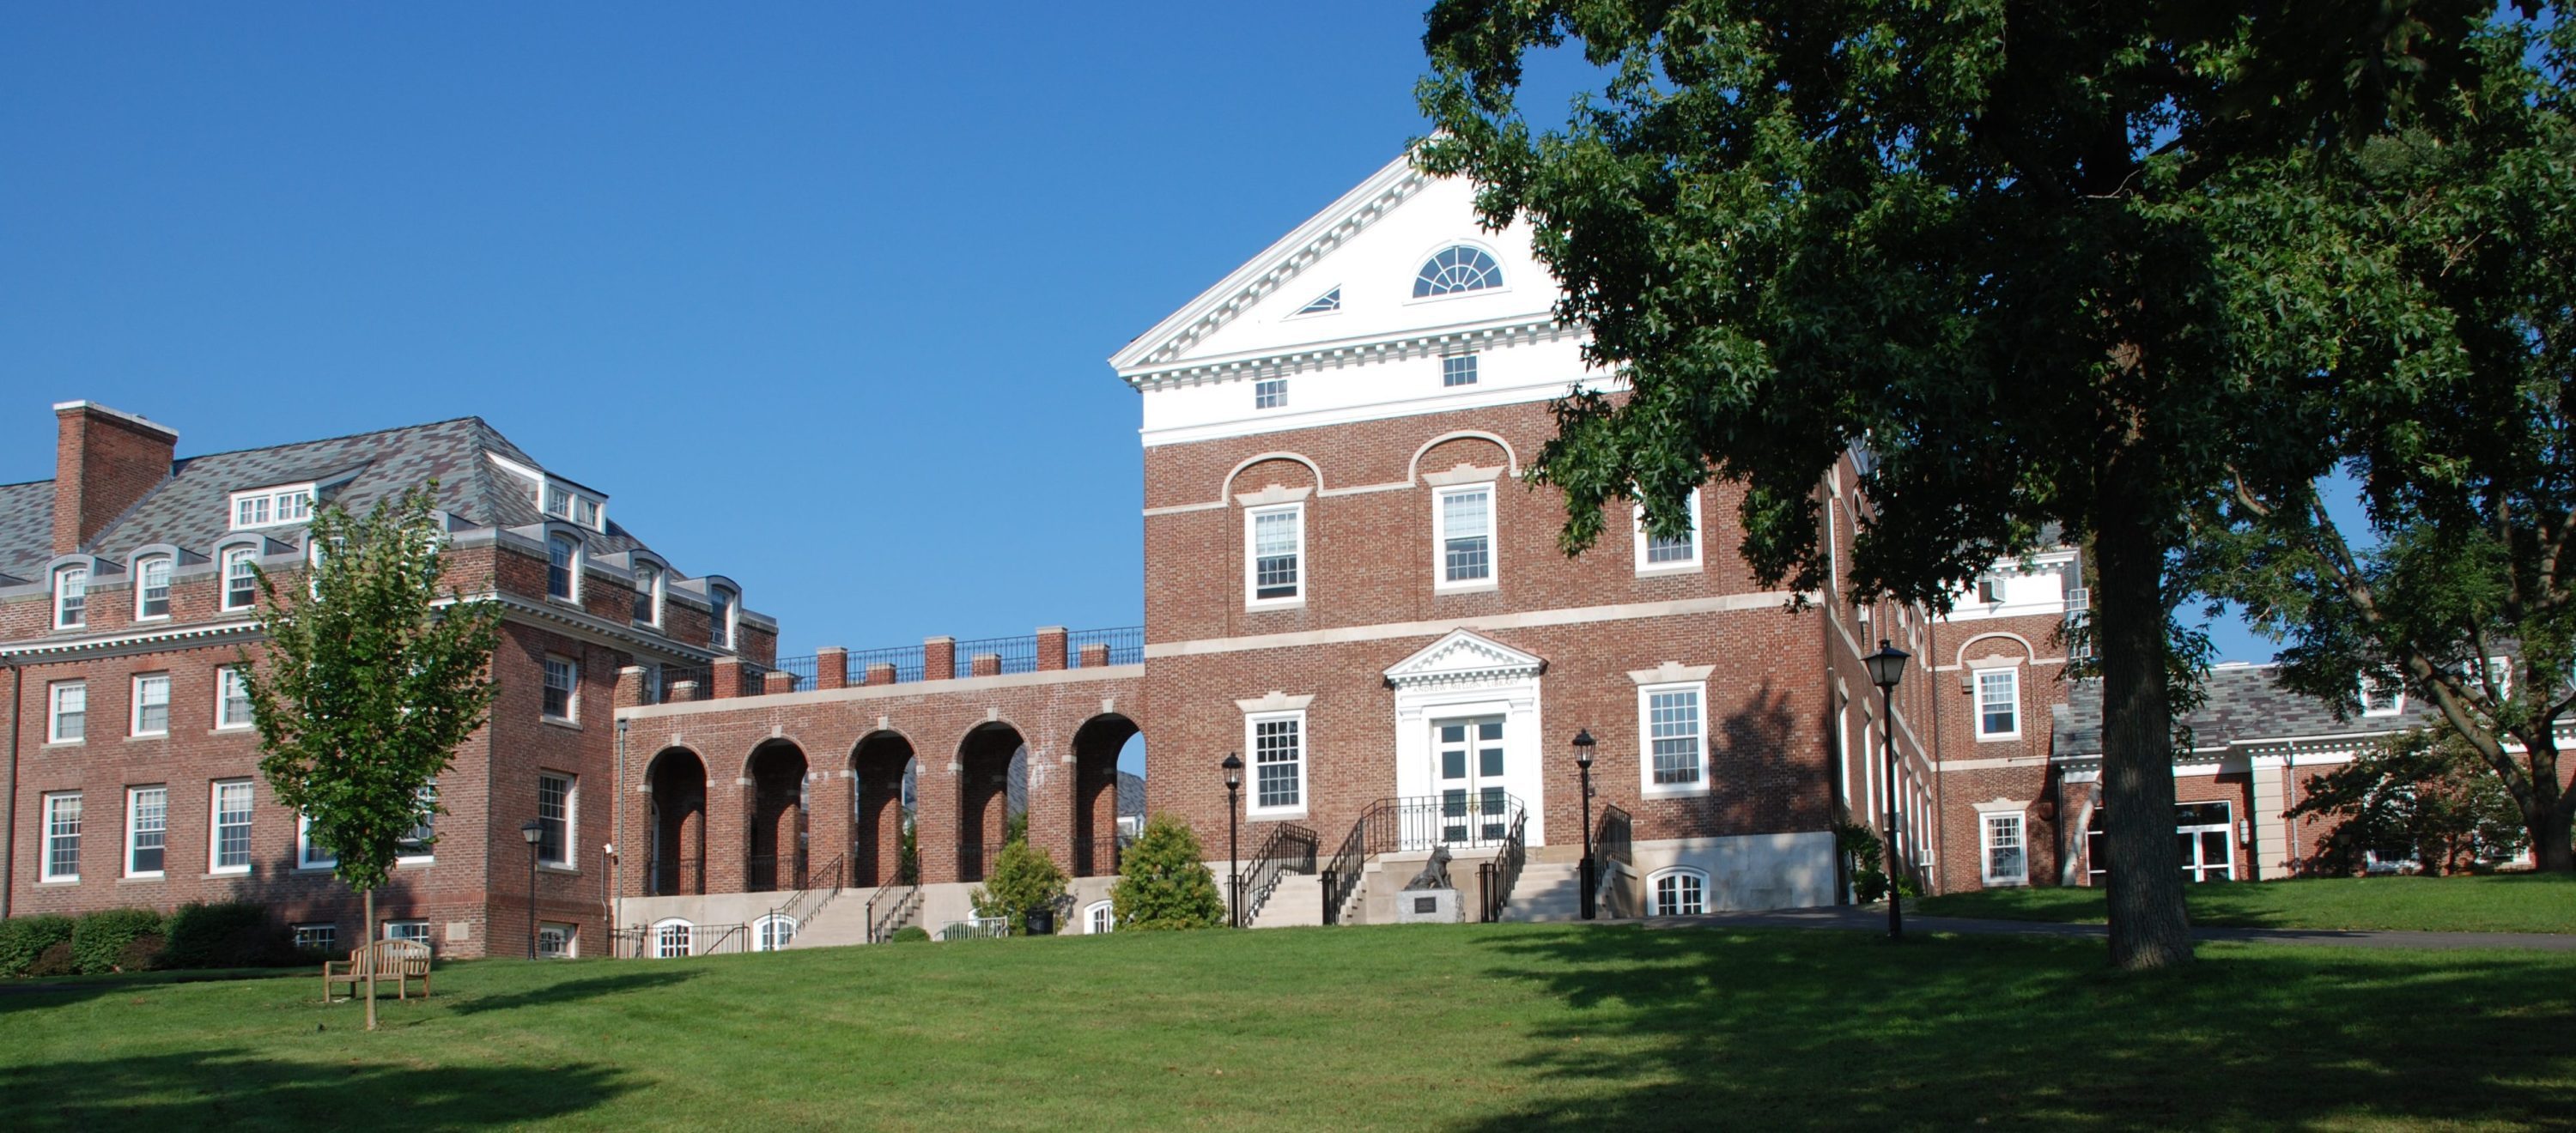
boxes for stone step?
[1250,873,1324,930]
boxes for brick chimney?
[52,401,179,555]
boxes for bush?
[890,925,931,943]
[0,914,76,978]
[970,840,1070,935]
[162,902,297,969]
[1837,821,1918,904]
[71,908,169,975]
[1110,812,1225,930]
[29,942,78,978]
[118,933,169,973]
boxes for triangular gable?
[1383,629,1546,689]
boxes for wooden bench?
[323,938,434,1002]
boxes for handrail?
[1321,794,1526,925]
[1235,822,1317,927]
[1596,804,1634,870]
[1320,801,1380,926]
[1478,809,1528,922]
[865,878,923,943]
[769,851,846,930]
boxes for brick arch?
[1953,632,2038,669]
[1067,713,1141,876]
[643,746,710,897]
[1407,430,1518,482]
[744,739,810,892]
[848,730,919,887]
[1220,451,1324,499]
[955,721,1029,882]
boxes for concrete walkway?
[1644,905,2576,952]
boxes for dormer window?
[543,483,604,530]
[709,585,736,649]
[633,564,663,627]
[547,534,580,601]
[222,547,258,611]
[135,555,172,620]
[2359,674,2407,717]
[1413,245,1503,298]
[53,566,87,629]
[229,485,314,530]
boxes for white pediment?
[1383,629,1546,690]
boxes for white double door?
[1433,715,1511,845]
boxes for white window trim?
[2482,655,2513,701]
[1637,680,1710,797]
[210,779,254,875]
[1974,667,2022,741]
[752,913,798,952]
[544,654,580,723]
[1243,502,1306,609]
[293,924,338,954]
[546,533,582,603]
[1632,488,1704,575]
[227,484,315,530]
[1647,866,1708,917]
[221,547,259,612]
[1084,899,1115,935]
[53,565,88,629]
[41,792,81,882]
[125,785,167,879]
[134,554,173,621]
[652,918,695,958]
[1253,376,1288,410]
[538,922,578,958]
[297,813,337,870]
[2359,676,2407,717]
[1242,708,1309,820]
[538,772,577,868]
[1432,484,1498,593]
[48,680,87,744]
[1980,810,2030,886]
[216,666,255,730]
[397,783,437,865]
[381,919,430,944]
[131,672,171,737]
[1405,241,1512,305]
[1440,352,1479,387]
[635,566,665,627]
[710,586,738,649]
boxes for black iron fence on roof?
[951,634,1040,678]
[641,627,1143,704]
[1066,626,1143,667]
[845,643,929,685]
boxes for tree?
[2288,727,2529,876]
[244,483,501,1030]
[970,840,1070,935]
[1109,813,1225,930]
[2196,19,2576,871]
[1419,0,2526,969]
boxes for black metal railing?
[1477,809,1529,923]
[957,841,987,883]
[617,921,750,959]
[1594,804,1636,918]
[746,851,808,894]
[951,634,1040,678]
[1066,626,1144,667]
[1321,795,1526,925]
[1071,833,1134,878]
[646,855,705,897]
[1235,823,1318,927]
[656,666,711,703]
[769,654,819,689]
[866,880,922,943]
[771,851,845,930]
[845,643,928,685]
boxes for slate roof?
[7,416,657,571]
[2050,663,2435,756]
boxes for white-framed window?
[216,666,254,730]
[1292,287,1340,316]
[633,565,663,626]
[135,554,172,620]
[398,783,436,863]
[543,655,579,722]
[48,680,87,743]
[222,547,258,611]
[131,672,170,736]
[125,786,167,877]
[1649,867,1707,916]
[710,586,736,648]
[1245,711,1306,817]
[210,779,253,873]
[228,485,313,530]
[1084,900,1115,935]
[42,792,82,882]
[753,914,797,952]
[542,483,602,528]
[1245,504,1303,606]
[538,772,574,867]
[1976,669,2021,739]
[293,924,338,954]
[1413,245,1504,297]
[382,920,430,945]
[538,923,576,958]
[1254,377,1286,409]
[1442,353,1479,387]
[297,813,337,870]
[2359,673,2407,717]
[53,565,86,629]
[2482,655,2514,701]
[546,533,580,601]
[653,918,694,958]
[1434,485,1495,589]
[1639,682,1707,793]
[1981,812,2029,885]
[1633,488,1703,573]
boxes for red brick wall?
[52,405,176,555]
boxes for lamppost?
[1863,639,1911,941]
[1572,728,1597,920]
[519,818,545,959]
[1220,753,1242,929]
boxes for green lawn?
[1913,873,2576,934]
[4,924,2572,1130]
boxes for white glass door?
[1435,716,1508,844]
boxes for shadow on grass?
[1462,925,2576,1130]
[0,1047,635,1131]
[0,967,308,1014]
[446,968,698,1015]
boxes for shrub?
[1110,812,1225,930]
[0,914,76,978]
[971,840,1070,935]
[163,902,298,969]
[72,908,170,974]
[118,932,169,973]
[890,925,931,943]
[29,942,78,978]
[1837,821,1917,904]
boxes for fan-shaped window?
[1649,867,1707,917]
[1294,287,1340,316]
[1413,245,1503,298]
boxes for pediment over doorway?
[1382,630,1546,690]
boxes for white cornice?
[1384,629,1547,690]
[1123,316,1576,392]
[0,618,262,662]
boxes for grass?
[1913,872,2576,934]
[3,924,2572,1131]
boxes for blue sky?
[0,3,2280,666]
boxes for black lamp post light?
[1220,752,1243,929]
[519,818,545,959]
[1572,728,1597,920]
[1862,639,1911,941]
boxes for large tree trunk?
[2093,483,2195,970]
[2530,754,2573,872]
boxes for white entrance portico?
[1385,630,1548,847]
